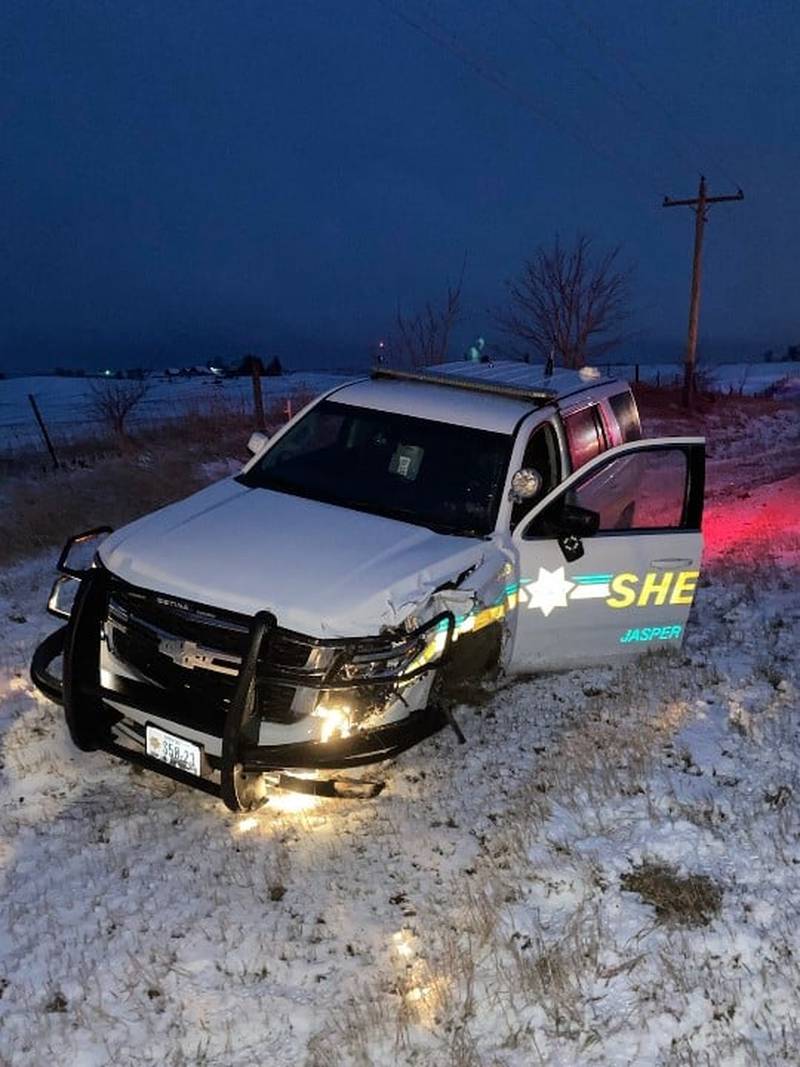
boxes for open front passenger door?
[508,438,705,674]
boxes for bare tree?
[88,379,150,442]
[388,261,465,368]
[494,234,632,369]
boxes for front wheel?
[226,764,269,811]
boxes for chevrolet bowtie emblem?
[158,638,209,670]
[157,637,241,675]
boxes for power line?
[505,0,702,181]
[377,0,668,208]
[561,0,743,190]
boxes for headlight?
[330,622,450,684]
[57,527,112,578]
[333,641,426,683]
[312,704,352,742]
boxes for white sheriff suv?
[32,361,705,809]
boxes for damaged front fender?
[398,537,519,688]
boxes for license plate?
[146,725,202,776]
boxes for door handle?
[649,558,693,570]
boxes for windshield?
[237,400,511,537]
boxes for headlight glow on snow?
[269,791,320,814]
[392,929,415,959]
[235,816,260,834]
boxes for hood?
[98,479,487,637]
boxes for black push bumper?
[30,569,455,810]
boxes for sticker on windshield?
[519,566,698,617]
[390,444,424,481]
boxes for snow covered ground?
[0,373,349,451]
[0,409,798,1065]
[599,360,800,397]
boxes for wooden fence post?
[28,394,60,469]
[250,360,265,431]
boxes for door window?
[563,405,606,469]
[527,446,690,537]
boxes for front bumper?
[30,569,455,809]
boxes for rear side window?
[609,391,642,442]
[563,405,606,470]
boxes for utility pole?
[663,176,744,408]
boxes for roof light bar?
[370,366,557,404]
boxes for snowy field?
[598,360,800,397]
[0,373,350,451]
[2,363,798,453]
[0,408,799,1064]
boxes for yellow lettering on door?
[637,571,674,606]
[607,573,638,608]
[670,570,699,605]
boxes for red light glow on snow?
[702,474,800,566]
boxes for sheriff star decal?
[519,567,699,617]
[521,566,576,617]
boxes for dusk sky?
[2,0,798,373]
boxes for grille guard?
[30,566,457,810]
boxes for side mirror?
[509,467,543,503]
[247,431,269,455]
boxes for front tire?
[228,765,268,811]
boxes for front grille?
[110,620,237,705]
[102,576,417,735]
[105,579,322,726]
[269,633,317,671]
[109,586,250,654]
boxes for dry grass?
[631,382,791,427]
[620,862,723,927]
[1,455,207,566]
